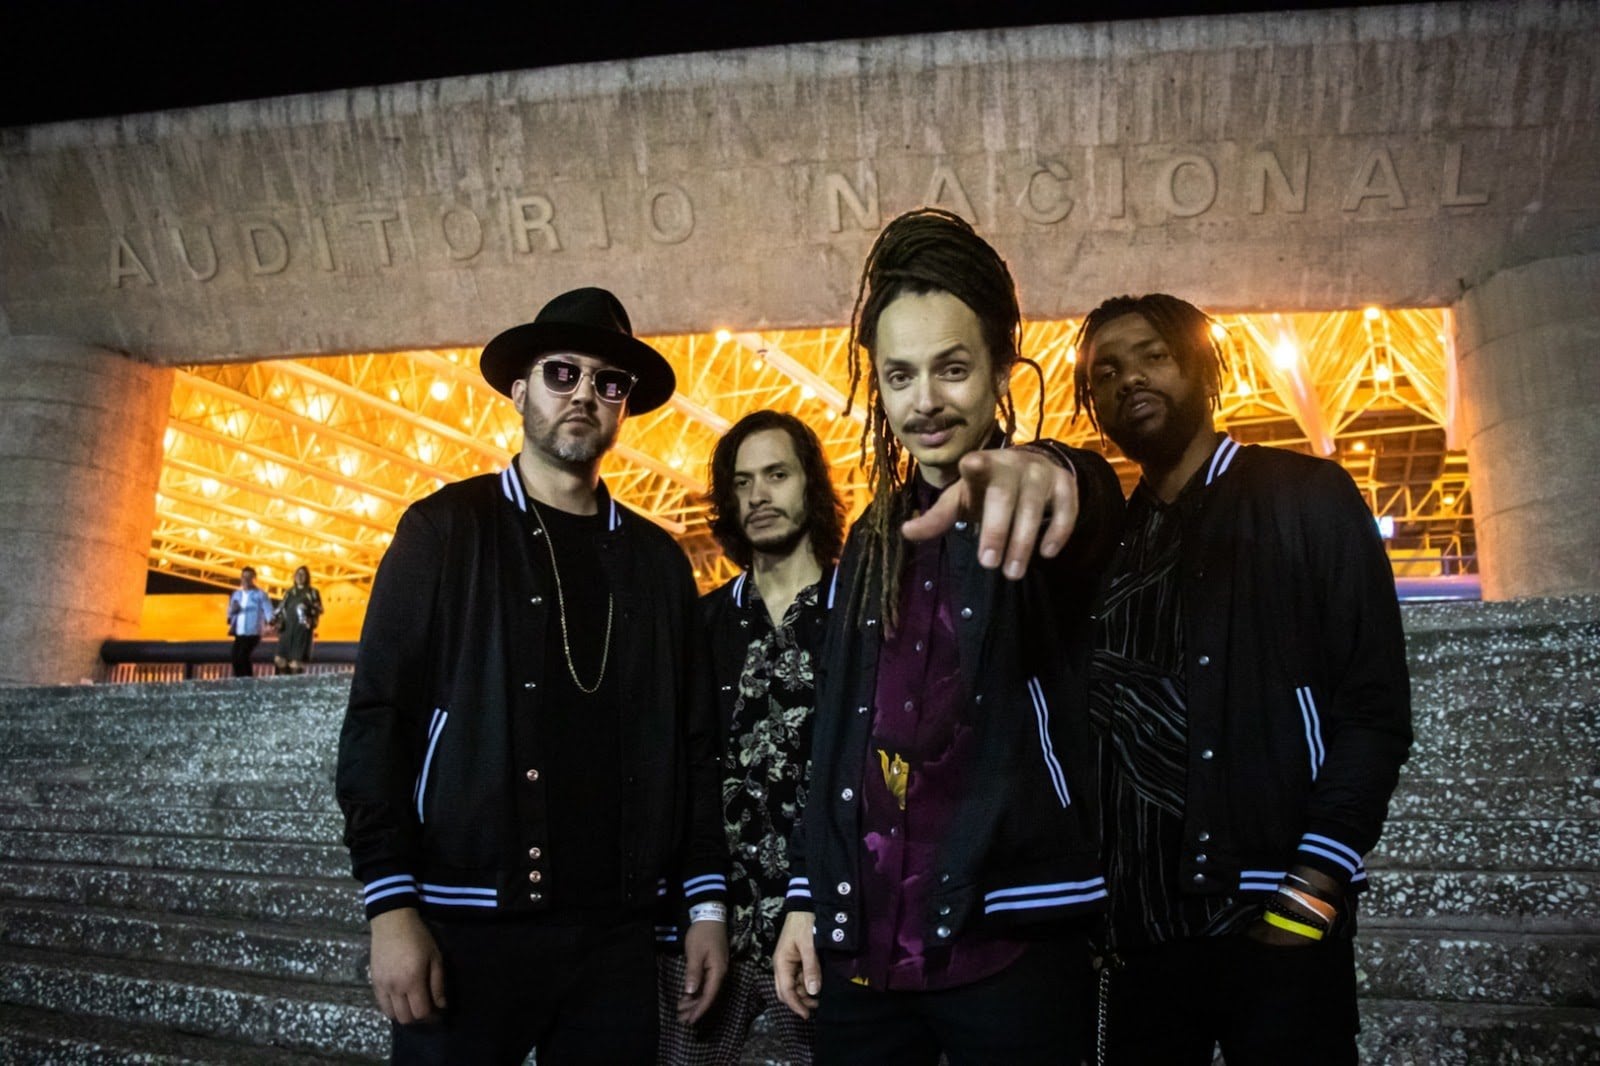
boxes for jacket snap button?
[837,881,852,896]
[835,912,847,923]
[528,870,543,882]
[959,607,973,619]
[935,925,951,939]
[529,891,543,901]
[831,929,845,943]
[1197,654,1212,666]
[1195,854,1207,864]
[528,846,542,859]
[840,788,854,801]
[1192,874,1205,885]
[938,904,951,916]
[1197,832,1210,843]
[523,681,536,689]
[1200,749,1214,761]
[526,768,540,781]
[529,596,542,605]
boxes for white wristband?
[688,901,727,924]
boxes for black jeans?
[814,942,1093,1066]
[1100,933,1359,1066]
[230,634,260,677]
[391,913,657,1066]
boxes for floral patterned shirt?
[720,579,823,963]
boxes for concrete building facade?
[1,0,1597,682]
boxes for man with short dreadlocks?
[772,208,1122,1065]
[1074,294,1410,1064]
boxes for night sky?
[3,0,1402,128]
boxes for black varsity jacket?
[786,439,1123,953]
[1139,436,1413,901]
[336,465,727,922]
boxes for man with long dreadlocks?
[1073,294,1411,1064]
[772,208,1122,1064]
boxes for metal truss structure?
[153,307,1471,608]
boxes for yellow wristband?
[1263,909,1326,941]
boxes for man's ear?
[510,377,526,413]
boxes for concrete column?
[1453,253,1600,600]
[0,338,173,683]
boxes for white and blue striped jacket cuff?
[1296,833,1365,879]
[683,873,728,899]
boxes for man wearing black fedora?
[338,287,729,1064]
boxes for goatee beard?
[747,520,808,561]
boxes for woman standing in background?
[274,566,323,675]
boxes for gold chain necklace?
[527,495,613,695]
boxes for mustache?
[744,506,790,525]
[1120,388,1168,414]
[901,414,965,435]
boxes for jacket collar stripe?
[502,463,620,530]
[1025,677,1072,807]
[1204,435,1242,485]
[501,466,528,511]
[419,883,497,897]
[732,572,748,607]
[826,565,840,609]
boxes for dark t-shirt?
[524,501,624,911]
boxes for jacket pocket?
[414,707,448,823]
[1295,686,1326,782]
[1026,677,1071,807]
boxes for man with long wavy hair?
[658,410,845,1065]
[772,209,1122,1065]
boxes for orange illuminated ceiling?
[154,307,1470,605]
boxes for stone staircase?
[0,598,1594,1063]
[1353,597,1600,1064]
[0,677,383,1062]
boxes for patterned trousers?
[657,953,814,1065]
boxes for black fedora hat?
[479,287,675,414]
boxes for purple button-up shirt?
[841,482,1027,990]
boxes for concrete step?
[1396,730,1594,778]
[0,802,340,844]
[1357,998,1600,1065]
[1357,926,1600,1008]
[11,777,336,812]
[1407,677,1599,741]
[0,861,363,931]
[1402,597,1600,647]
[1362,870,1600,929]
[0,942,387,1059]
[1387,776,1600,820]
[0,1002,371,1064]
[0,828,347,879]
[0,772,335,810]
[1371,816,1600,872]
[0,901,366,987]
